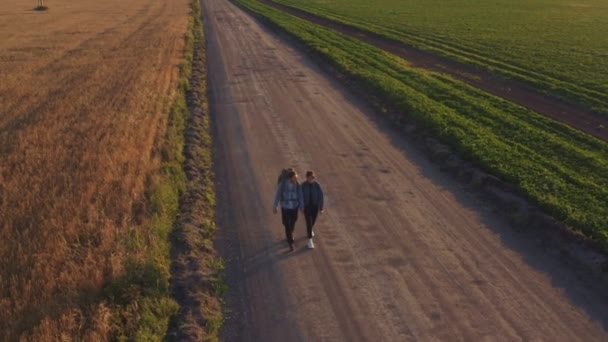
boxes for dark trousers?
[281,208,299,244]
[304,206,319,239]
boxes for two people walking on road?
[273,168,324,252]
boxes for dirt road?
[205,0,608,340]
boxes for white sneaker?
[307,239,315,249]
[311,230,315,237]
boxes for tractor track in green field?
[260,0,608,142]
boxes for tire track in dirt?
[206,0,608,340]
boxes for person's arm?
[273,183,282,213]
[318,182,324,211]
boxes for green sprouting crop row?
[273,0,608,115]
[235,0,608,247]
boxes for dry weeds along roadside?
[166,0,224,340]
[103,0,222,340]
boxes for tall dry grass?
[0,0,189,339]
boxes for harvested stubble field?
[0,0,190,339]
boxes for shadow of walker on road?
[243,236,312,279]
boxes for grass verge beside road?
[104,0,222,340]
[234,0,608,251]
[166,0,224,340]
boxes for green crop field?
[236,0,608,249]
[273,0,608,114]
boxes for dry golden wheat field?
[0,0,189,339]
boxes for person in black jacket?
[301,170,324,249]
